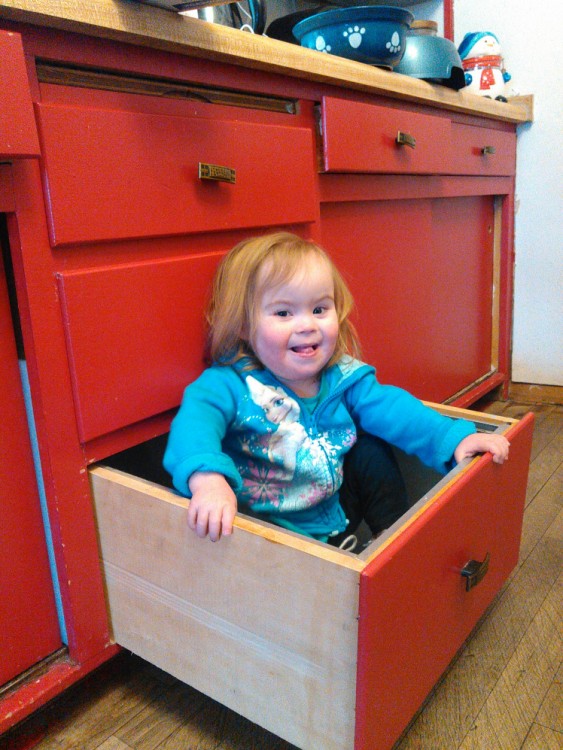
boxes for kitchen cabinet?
[0,2,532,747]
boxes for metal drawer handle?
[461,552,490,591]
[481,146,496,155]
[198,162,236,184]
[396,131,416,149]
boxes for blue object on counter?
[293,5,414,69]
[395,21,465,90]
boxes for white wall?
[454,0,563,385]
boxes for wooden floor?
[2,400,561,750]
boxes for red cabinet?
[0,15,528,748]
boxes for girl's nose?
[295,312,316,332]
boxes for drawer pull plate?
[396,131,416,149]
[481,145,496,155]
[461,552,490,591]
[198,162,236,184]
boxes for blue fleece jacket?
[163,356,475,538]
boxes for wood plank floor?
[2,400,561,750]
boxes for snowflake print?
[243,461,285,507]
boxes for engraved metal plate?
[198,162,236,184]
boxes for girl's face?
[251,255,339,398]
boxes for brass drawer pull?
[198,162,236,184]
[481,146,496,155]
[461,552,490,591]
[396,131,416,149]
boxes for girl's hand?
[187,471,237,541]
[454,433,510,465]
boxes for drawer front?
[321,96,451,174]
[449,122,516,175]
[57,255,220,442]
[36,102,317,246]
[355,413,534,750]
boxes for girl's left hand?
[454,432,510,465]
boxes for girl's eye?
[313,306,324,315]
[275,310,290,317]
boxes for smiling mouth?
[291,344,319,354]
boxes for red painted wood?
[355,412,535,750]
[0,31,40,159]
[0,165,16,212]
[449,370,506,407]
[56,254,220,442]
[35,101,317,247]
[444,0,454,41]
[0,644,119,734]
[321,97,451,174]
[449,123,516,176]
[319,172,512,204]
[0,252,61,686]
[6,161,113,664]
[321,194,494,402]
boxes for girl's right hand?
[187,471,238,542]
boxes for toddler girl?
[164,232,509,544]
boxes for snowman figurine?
[458,31,511,101]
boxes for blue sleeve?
[163,367,244,496]
[346,372,476,474]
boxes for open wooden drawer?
[90,404,534,750]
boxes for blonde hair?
[207,232,361,368]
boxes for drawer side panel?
[91,468,359,750]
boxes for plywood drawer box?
[90,405,533,750]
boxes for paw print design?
[385,31,401,53]
[315,35,332,53]
[343,25,365,50]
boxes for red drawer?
[321,96,451,174]
[90,406,534,750]
[57,254,221,442]
[449,122,516,175]
[36,102,317,246]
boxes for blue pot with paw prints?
[293,6,414,68]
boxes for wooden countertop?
[0,0,533,124]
